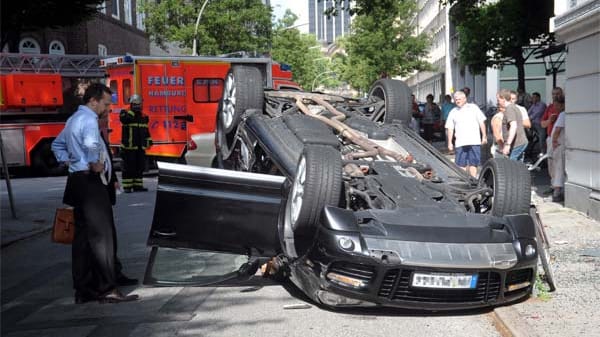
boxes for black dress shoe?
[117,275,139,286]
[74,292,97,304]
[98,289,139,303]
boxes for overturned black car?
[144,65,539,310]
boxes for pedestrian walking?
[120,94,152,193]
[51,83,139,304]
[445,91,487,177]
[497,89,528,161]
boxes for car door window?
[144,247,249,286]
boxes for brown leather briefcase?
[52,207,75,244]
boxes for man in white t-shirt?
[445,91,488,177]
[549,96,566,202]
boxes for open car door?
[144,162,286,286]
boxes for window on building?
[98,44,108,56]
[112,0,120,19]
[19,38,40,54]
[49,40,65,55]
[193,79,224,103]
[124,0,132,24]
[136,5,146,30]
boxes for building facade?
[407,0,568,108]
[554,0,600,220]
[308,0,352,44]
[4,0,149,56]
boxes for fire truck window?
[109,80,119,104]
[123,79,131,104]
[193,78,223,103]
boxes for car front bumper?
[289,213,538,310]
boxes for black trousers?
[66,172,117,297]
[122,149,146,189]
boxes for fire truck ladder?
[0,53,105,78]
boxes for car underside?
[145,65,538,310]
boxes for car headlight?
[524,244,536,257]
[338,237,355,251]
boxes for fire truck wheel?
[220,65,264,134]
[31,141,66,176]
[367,79,412,125]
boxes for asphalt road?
[0,175,510,337]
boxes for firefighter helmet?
[129,94,142,104]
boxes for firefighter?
[120,94,152,192]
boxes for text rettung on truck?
[101,54,299,166]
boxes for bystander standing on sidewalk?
[549,95,566,202]
[528,92,547,155]
[497,89,528,161]
[445,91,487,177]
[441,94,455,144]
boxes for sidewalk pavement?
[434,141,600,337]
[2,156,600,336]
[1,176,67,247]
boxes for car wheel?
[479,158,531,216]
[367,79,412,125]
[220,65,264,134]
[282,145,342,257]
[31,140,67,176]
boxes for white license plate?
[411,272,478,289]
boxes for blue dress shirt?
[52,105,104,173]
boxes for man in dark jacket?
[120,94,152,192]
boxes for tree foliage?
[1,0,104,52]
[337,0,430,91]
[448,0,554,91]
[270,10,328,90]
[140,0,272,55]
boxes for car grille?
[378,269,501,303]
[328,262,376,284]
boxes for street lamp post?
[311,71,335,92]
[192,0,210,56]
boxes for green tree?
[271,10,329,90]
[447,0,554,91]
[338,0,430,91]
[1,0,104,52]
[140,0,272,55]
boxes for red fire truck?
[0,53,105,175]
[101,54,299,166]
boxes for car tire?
[367,79,412,125]
[31,140,67,176]
[220,65,264,134]
[479,158,531,216]
[283,145,342,256]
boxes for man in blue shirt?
[52,83,139,304]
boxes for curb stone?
[493,306,539,337]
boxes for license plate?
[411,272,478,289]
